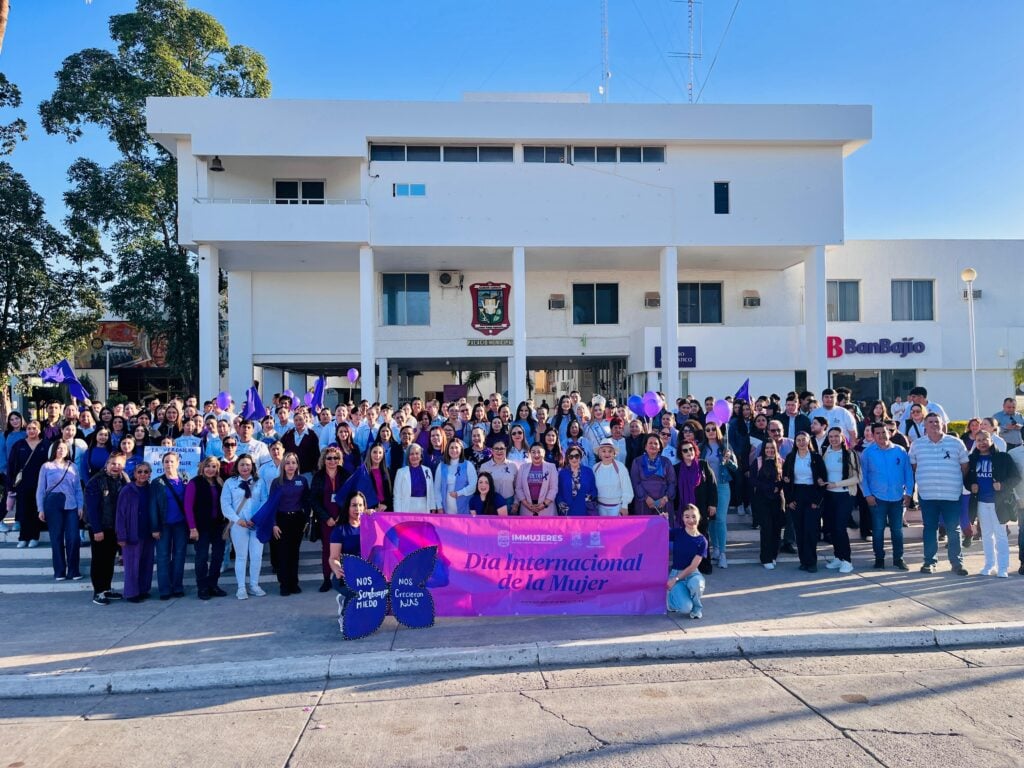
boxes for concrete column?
[659,246,680,405]
[388,364,400,405]
[511,246,527,407]
[359,246,377,403]
[803,246,829,395]
[227,270,253,408]
[197,244,220,400]
[377,357,389,406]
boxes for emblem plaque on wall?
[470,282,511,336]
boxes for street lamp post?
[961,267,979,418]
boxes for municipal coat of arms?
[470,282,510,336]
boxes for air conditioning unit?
[644,292,661,308]
[742,290,761,308]
[548,294,566,310]
[961,289,982,300]
[436,271,463,289]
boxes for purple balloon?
[712,399,731,425]
[216,391,231,410]
[303,392,314,407]
[347,368,359,383]
[643,398,661,418]
[282,389,295,402]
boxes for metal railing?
[193,196,367,206]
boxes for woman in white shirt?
[591,439,634,516]
[434,438,478,515]
[393,444,437,513]
[220,455,269,599]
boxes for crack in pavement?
[518,690,611,757]
[282,678,328,768]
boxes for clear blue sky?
[1,0,1021,239]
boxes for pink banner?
[361,514,668,616]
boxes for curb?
[3,620,1024,699]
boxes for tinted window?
[370,144,406,161]
[406,145,441,161]
[642,146,665,162]
[596,146,618,162]
[573,146,596,163]
[444,146,478,162]
[619,146,641,163]
[523,146,545,163]
[275,180,299,204]
[714,182,730,214]
[479,146,513,162]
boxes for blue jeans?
[709,482,731,555]
[156,520,189,595]
[920,499,963,568]
[667,570,705,614]
[46,506,81,579]
[871,500,905,562]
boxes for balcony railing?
[193,196,367,206]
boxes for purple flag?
[734,378,750,404]
[310,375,326,414]
[39,359,90,402]
[241,386,267,420]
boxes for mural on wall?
[470,282,510,336]
[75,321,169,370]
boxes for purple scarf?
[677,459,702,508]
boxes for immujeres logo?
[826,336,926,359]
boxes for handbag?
[995,494,1016,525]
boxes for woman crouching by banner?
[328,491,369,631]
[667,504,708,619]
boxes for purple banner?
[361,514,669,617]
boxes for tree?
[0,73,26,155]
[0,161,102,398]
[1014,357,1024,390]
[39,0,270,393]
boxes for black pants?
[90,528,118,594]
[752,495,784,564]
[276,512,307,590]
[194,530,225,593]
[16,488,42,542]
[790,485,822,568]
[823,492,853,562]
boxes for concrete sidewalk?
[2,528,1022,699]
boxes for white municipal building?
[146,94,1023,419]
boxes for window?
[891,280,934,321]
[714,182,730,214]
[382,274,430,326]
[406,145,441,162]
[642,146,665,162]
[443,146,478,162]
[826,280,860,322]
[572,283,619,325]
[573,146,596,163]
[524,146,567,163]
[619,146,641,163]
[370,144,406,161]
[677,282,723,324]
[479,145,513,162]
[596,146,618,162]
[274,180,324,205]
[393,183,426,197]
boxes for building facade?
[146,95,1021,420]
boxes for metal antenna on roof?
[669,0,703,103]
[599,0,611,102]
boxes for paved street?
[3,648,1024,767]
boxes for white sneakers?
[718,554,728,569]
[247,585,266,597]
[16,541,27,549]
[236,588,248,600]
[827,558,854,573]
[979,566,996,576]
[27,540,38,548]
[763,561,776,570]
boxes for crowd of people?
[1,385,1022,620]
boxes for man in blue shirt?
[861,423,915,570]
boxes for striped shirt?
[909,434,968,501]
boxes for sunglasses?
[136,469,152,475]
[705,428,717,433]
[223,442,237,447]
[680,447,695,454]
[568,453,582,460]
[325,456,341,461]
